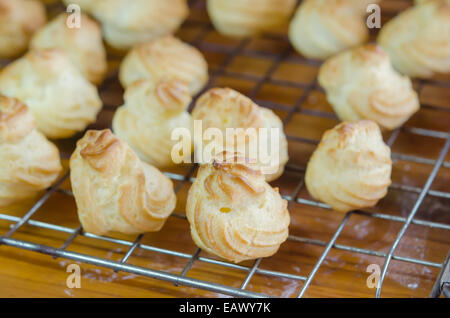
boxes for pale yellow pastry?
[207,0,297,37]
[0,49,102,139]
[63,0,189,51]
[192,88,288,182]
[378,0,450,78]
[119,36,208,95]
[113,79,193,168]
[186,152,290,263]
[70,129,176,236]
[289,0,379,59]
[0,95,61,206]
[305,120,392,213]
[30,13,107,85]
[318,44,420,130]
[0,0,46,58]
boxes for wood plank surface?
[0,0,449,298]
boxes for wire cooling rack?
[0,0,449,298]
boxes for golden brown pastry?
[63,0,189,51]
[0,95,61,206]
[192,88,288,182]
[206,0,297,37]
[289,0,379,59]
[70,129,176,235]
[186,152,290,263]
[119,35,208,95]
[0,0,46,58]
[318,44,420,130]
[0,49,102,139]
[30,13,107,85]
[112,79,193,168]
[305,120,392,213]
[378,0,450,78]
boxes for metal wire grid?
[0,0,449,298]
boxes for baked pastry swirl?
[119,35,208,96]
[30,13,107,85]
[0,95,61,206]
[113,79,193,168]
[378,0,450,78]
[186,152,290,263]
[0,49,102,139]
[289,0,379,59]
[192,88,289,182]
[318,44,420,130]
[63,0,189,51]
[70,129,176,235]
[305,120,392,213]
[207,0,297,37]
[0,0,46,58]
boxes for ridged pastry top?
[30,13,107,85]
[112,79,193,168]
[0,95,62,206]
[192,88,289,181]
[186,152,290,263]
[0,95,35,142]
[207,0,297,37]
[305,120,392,213]
[0,49,102,139]
[319,44,420,130]
[0,0,46,58]
[378,0,450,78]
[70,129,176,235]
[119,35,208,96]
[63,0,189,50]
[289,0,379,59]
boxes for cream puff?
[289,0,379,59]
[0,0,46,58]
[378,0,450,78]
[192,88,288,182]
[70,129,177,235]
[30,13,107,85]
[119,35,208,96]
[305,120,392,213]
[318,44,420,130]
[63,0,189,51]
[207,0,297,37]
[186,152,290,263]
[0,49,102,139]
[113,79,193,168]
[0,95,61,206]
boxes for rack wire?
[0,0,449,298]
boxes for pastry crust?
[31,13,107,85]
[318,44,420,130]
[63,0,189,50]
[113,79,193,168]
[186,152,290,263]
[305,120,392,213]
[0,49,102,139]
[0,95,61,206]
[192,88,289,182]
[207,0,297,37]
[70,129,176,235]
[0,0,46,58]
[378,0,450,78]
[289,0,379,59]
[119,35,208,96]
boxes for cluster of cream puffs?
[0,0,448,264]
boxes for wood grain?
[0,0,449,298]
